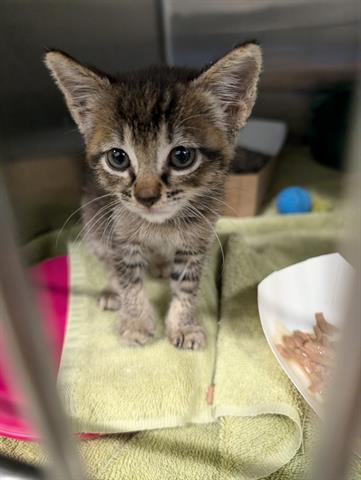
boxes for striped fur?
[45,43,262,349]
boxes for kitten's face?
[45,45,262,223]
[86,80,233,223]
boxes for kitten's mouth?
[124,202,178,223]
[138,205,177,223]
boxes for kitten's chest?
[144,228,180,251]
[113,215,181,252]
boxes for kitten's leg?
[166,249,206,350]
[103,243,155,346]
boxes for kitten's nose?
[135,192,161,208]
[134,179,161,208]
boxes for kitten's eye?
[106,148,130,171]
[169,146,196,170]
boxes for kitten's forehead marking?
[156,122,172,173]
[122,124,139,173]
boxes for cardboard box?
[223,119,287,217]
[224,155,278,217]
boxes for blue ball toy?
[276,187,312,214]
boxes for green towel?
[52,224,306,478]
[55,222,310,480]
[58,240,220,433]
[1,213,360,479]
[0,413,359,479]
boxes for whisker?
[105,210,126,251]
[101,213,116,248]
[56,193,115,246]
[105,207,141,251]
[182,204,225,270]
[74,200,119,246]
[203,194,240,217]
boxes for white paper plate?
[257,253,354,416]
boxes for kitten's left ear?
[193,42,262,136]
[44,50,111,137]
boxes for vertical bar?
[311,82,361,480]
[159,0,174,65]
[155,0,167,65]
[0,178,86,480]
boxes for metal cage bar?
[0,177,86,480]
[310,81,361,480]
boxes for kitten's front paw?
[168,324,206,350]
[119,317,155,346]
[98,290,121,311]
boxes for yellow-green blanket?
[1,213,360,479]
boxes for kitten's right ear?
[44,50,111,136]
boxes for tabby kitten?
[45,43,262,349]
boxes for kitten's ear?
[193,42,262,136]
[44,50,111,136]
